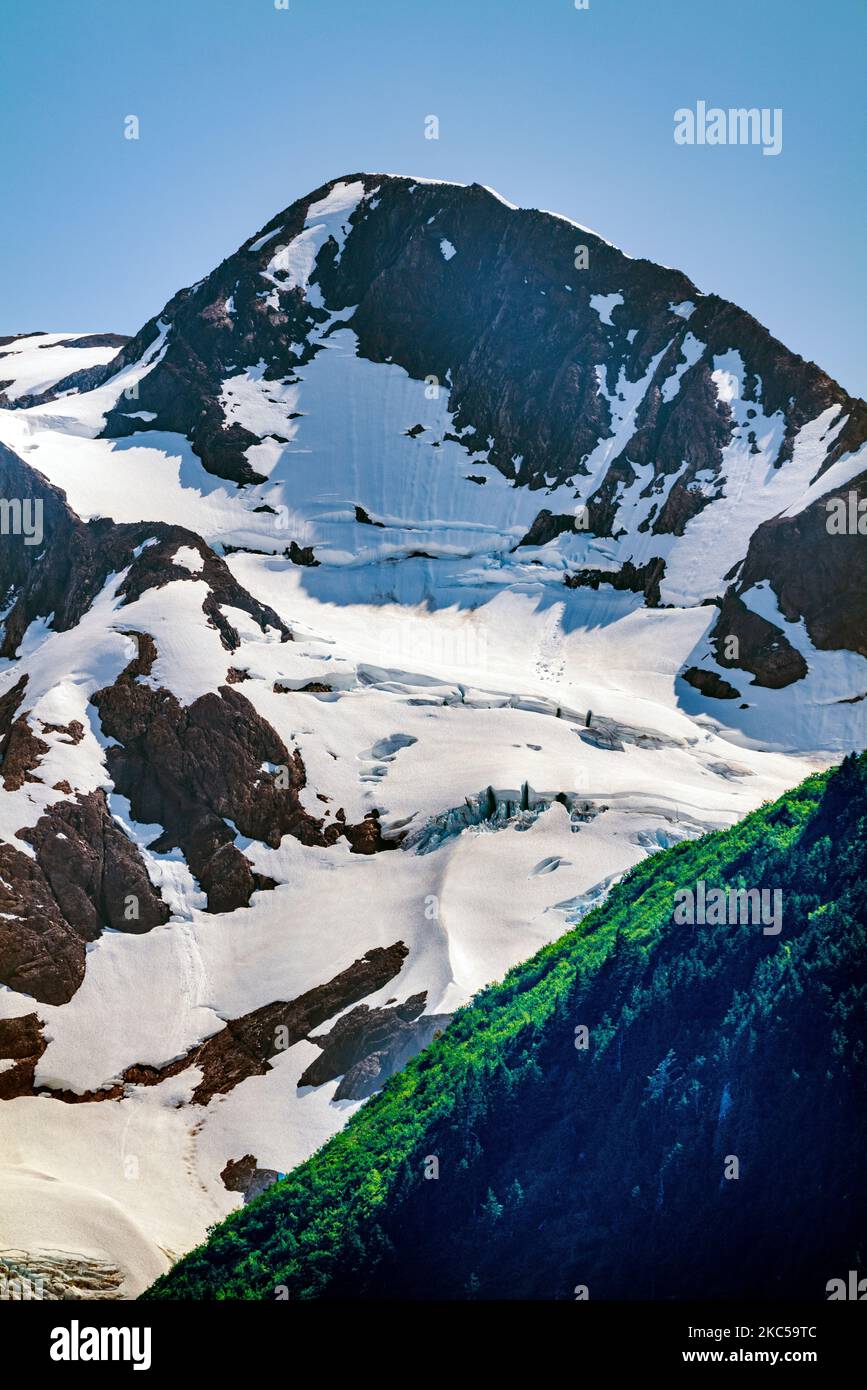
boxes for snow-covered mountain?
[0,174,864,1297]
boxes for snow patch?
[590,292,624,326]
[260,180,366,309]
[171,546,204,574]
[661,332,705,403]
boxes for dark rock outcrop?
[733,472,867,662]
[711,590,808,689]
[3,943,412,1105]
[122,943,410,1104]
[11,174,864,675]
[0,717,49,790]
[274,680,332,694]
[92,658,324,914]
[682,667,740,701]
[47,333,129,350]
[516,510,578,548]
[221,1155,282,1204]
[299,991,450,1100]
[341,809,399,856]
[0,790,169,1005]
[285,541,319,567]
[0,1013,47,1099]
[0,442,290,659]
[564,557,667,607]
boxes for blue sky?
[2,0,864,394]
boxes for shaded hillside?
[145,754,867,1301]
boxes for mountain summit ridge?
[6,171,862,699]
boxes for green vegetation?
[145,754,867,1300]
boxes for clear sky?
[2,0,864,395]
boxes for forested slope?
[146,753,867,1301]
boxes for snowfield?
[0,333,121,403]
[0,176,864,1297]
[0,547,828,1292]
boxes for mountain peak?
[2,171,865,724]
[1,164,865,1300]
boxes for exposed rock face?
[6,944,415,1107]
[0,711,48,792]
[341,809,399,856]
[564,557,667,607]
[122,943,411,1104]
[0,444,81,657]
[733,474,867,661]
[0,839,87,1005]
[274,680,332,694]
[516,510,578,548]
[0,1013,47,1099]
[0,333,46,348]
[0,677,28,750]
[0,791,169,1005]
[46,333,129,351]
[23,791,169,938]
[299,992,451,1100]
[0,442,290,659]
[115,530,292,647]
[711,590,809,689]
[0,331,130,410]
[286,540,319,567]
[92,659,323,914]
[220,1155,282,1204]
[682,667,740,701]
[0,695,85,793]
[14,174,865,681]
